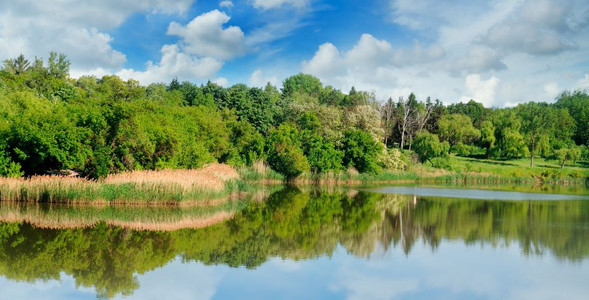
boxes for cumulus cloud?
[0,0,193,71]
[301,43,344,78]
[543,82,561,99]
[453,46,507,73]
[460,74,501,107]
[168,10,247,60]
[576,74,589,90]
[252,0,309,10]
[479,0,582,55]
[308,0,588,105]
[116,44,223,84]
[302,34,451,99]
[249,69,279,87]
[219,1,234,8]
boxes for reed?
[0,164,248,205]
[0,200,248,230]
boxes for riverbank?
[241,156,588,186]
[0,164,248,205]
[1,158,587,205]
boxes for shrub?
[413,132,449,164]
[430,157,452,170]
[341,129,382,174]
[378,148,407,171]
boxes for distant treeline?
[0,53,587,179]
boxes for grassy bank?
[0,164,250,205]
[1,157,587,205]
[239,156,588,186]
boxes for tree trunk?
[530,153,534,168]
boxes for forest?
[1,53,588,180]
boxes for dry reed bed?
[0,198,245,230]
[0,210,235,231]
[104,163,240,191]
[0,163,243,204]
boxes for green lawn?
[446,155,588,180]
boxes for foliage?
[555,90,588,145]
[413,132,449,164]
[266,123,310,180]
[479,120,495,157]
[437,113,480,149]
[341,129,383,174]
[378,148,407,171]
[0,53,587,179]
[0,150,23,177]
[554,147,582,169]
[281,73,323,98]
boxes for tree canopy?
[0,53,587,179]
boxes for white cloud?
[116,44,223,84]
[0,0,194,71]
[576,74,589,90]
[252,0,309,10]
[301,0,589,105]
[213,77,229,87]
[345,34,394,69]
[167,10,247,60]
[330,270,419,300]
[461,74,501,107]
[301,43,344,78]
[219,1,234,8]
[456,46,506,73]
[301,34,423,99]
[543,82,561,99]
[249,69,279,87]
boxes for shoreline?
[1,165,587,206]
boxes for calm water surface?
[0,186,587,299]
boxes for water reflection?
[0,187,587,298]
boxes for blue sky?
[1,0,588,106]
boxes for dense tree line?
[0,53,587,178]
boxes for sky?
[0,0,588,107]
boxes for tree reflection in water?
[0,186,587,298]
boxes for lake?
[0,185,588,299]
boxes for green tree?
[266,123,310,180]
[491,110,527,158]
[447,99,489,127]
[555,147,581,169]
[480,120,496,158]
[341,129,383,174]
[47,51,70,79]
[437,114,480,152]
[281,73,322,98]
[413,132,449,164]
[554,90,588,145]
[517,102,554,167]
[3,54,30,75]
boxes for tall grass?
[0,199,249,230]
[0,165,249,204]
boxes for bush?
[378,148,407,171]
[453,143,471,157]
[430,157,452,170]
[413,132,449,164]
[306,138,343,173]
[0,151,23,177]
[267,143,310,180]
[341,129,382,174]
[266,123,310,180]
